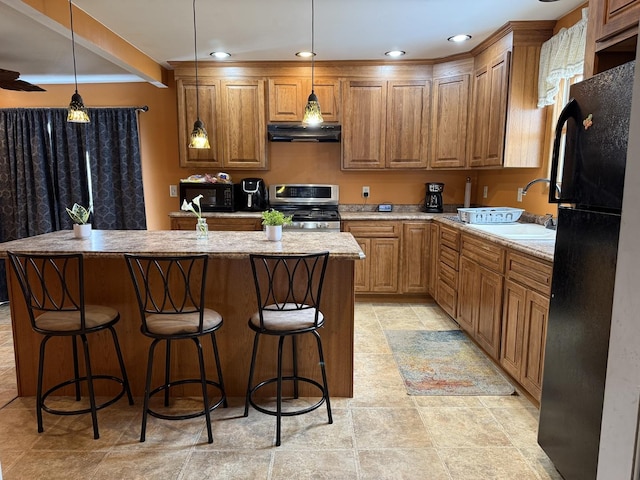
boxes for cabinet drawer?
[437,281,457,318]
[439,245,459,271]
[439,225,460,251]
[343,221,400,237]
[438,261,458,288]
[461,234,505,273]
[506,251,553,296]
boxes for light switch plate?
[169,185,178,197]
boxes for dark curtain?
[0,107,146,300]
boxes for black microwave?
[179,182,236,212]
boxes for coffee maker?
[237,178,268,211]
[423,182,444,213]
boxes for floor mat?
[385,330,515,396]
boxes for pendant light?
[302,0,323,126]
[67,0,89,123]
[188,0,210,149]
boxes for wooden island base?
[2,231,360,398]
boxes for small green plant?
[66,203,91,224]
[261,209,293,226]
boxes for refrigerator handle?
[549,98,579,204]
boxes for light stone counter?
[0,230,364,260]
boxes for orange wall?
[1,75,477,229]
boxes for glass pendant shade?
[68,91,90,123]
[303,91,323,125]
[189,119,210,149]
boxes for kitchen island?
[0,230,364,397]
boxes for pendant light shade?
[188,0,210,149]
[67,0,89,123]
[302,0,323,125]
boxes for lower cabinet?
[401,222,431,294]
[500,251,552,402]
[170,216,262,231]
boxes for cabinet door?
[596,0,640,44]
[353,237,371,292]
[342,80,387,169]
[386,81,431,169]
[484,51,510,167]
[311,78,340,122]
[401,222,430,294]
[220,79,267,170]
[500,280,526,380]
[468,65,489,168]
[370,238,399,293]
[520,289,549,401]
[268,78,304,121]
[474,265,503,360]
[176,79,222,168]
[430,74,469,168]
[456,256,476,333]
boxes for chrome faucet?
[522,178,561,197]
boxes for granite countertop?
[0,230,365,260]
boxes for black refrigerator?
[538,60,635,480]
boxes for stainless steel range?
[269,184,340,232]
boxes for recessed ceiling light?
[448,34,472,43]
[538,0,560,2]
[385,50,406,58]
[210,51,231,59]
[296,51,315,58]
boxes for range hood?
[267,124,341,142]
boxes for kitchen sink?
[464,222,557,241]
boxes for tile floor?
[0,301,562,480]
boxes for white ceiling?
[0,0,585,86]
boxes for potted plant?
[66,203,92,238]
[181,194,208,239]
[261,209,292,241]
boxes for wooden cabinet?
[268,78,340,122]
[467,23,553,168]
[457,234,505,360]
[176,79,222,168]
[401,222,431,294]
[435,225,460,317]
[430,74,470,169]
[500,251,552,401]
[176,78,268,170]
[343,221,400,293]
[170,216,262,231]
[428,222,440,297]
[341,80,431,169]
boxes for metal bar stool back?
[7,251,133,439]
[125,254,227,443]
[244,251,332,446]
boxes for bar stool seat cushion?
[145,308,222,335]
[250,304,324,331]
[35,305,119,331]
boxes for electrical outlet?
[483,186,488,199]
[517,187,523,202]
[362,186,370,198]
[169,184,178,197]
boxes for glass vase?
[196,217,208,239]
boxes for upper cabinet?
[430,74,470,169]
[176,76,268,170]
[342,79,432,170]
[268,78,340,123]
[467,22,554,168]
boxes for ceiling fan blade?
[0,68,46,92]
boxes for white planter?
[265,225,282,241]
[73,223,92,239]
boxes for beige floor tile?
[477,394,539,411]
[0,450,26,477]
[354,320,391,354]
[91,449,190,480]
[358,448,451,480]
[419,407,511,448]
[488,405,540,448]
[181,450,273,480]
[412,395,485,408]
[278,408,352,450]
[352,408,432,449]
[518,446,565,480]
[271,450,358,480]
[438,447,540,480]
[4,451,107,480]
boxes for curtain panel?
[0,107,146,300]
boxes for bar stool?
[244,252,332,446]
[7,252,134,439]
[125,254,226,444]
